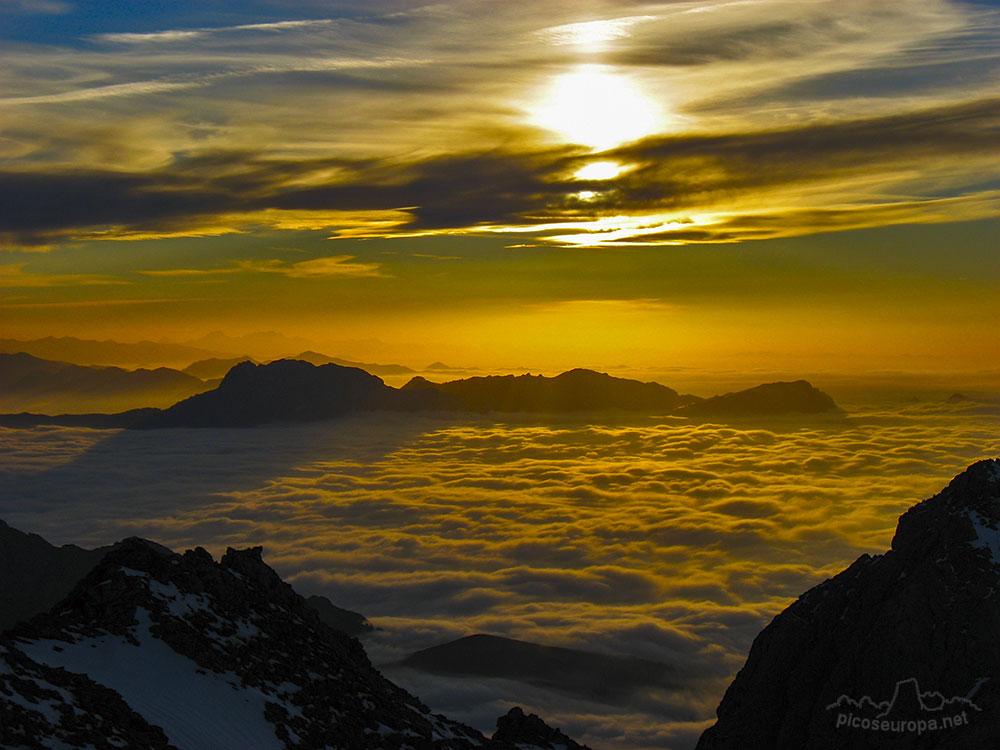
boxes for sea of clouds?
[1,395,998,749]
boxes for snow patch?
[968,510,1000,565]
[18,609,284,750]
[118,567,150,579]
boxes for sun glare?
[574,161,623,180]
[542,16,654,47]
[533,65,661,150]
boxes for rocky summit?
[0,537,590,750]
[697,458,1000,750]
[136,359,452,428]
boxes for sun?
[574,161,624,180]
[532,65,661,151]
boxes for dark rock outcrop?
[402,368,700,413]
[677,379,838,418]
[305,594,374,638]
[491,707,592,750]
[697,458,1000,750]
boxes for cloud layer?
[2,394,998,748]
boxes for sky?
[2,0,999,371]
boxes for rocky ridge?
[1,538,591,749]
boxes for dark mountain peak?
[678,379,839,418]
[181,355,256,380]
[941,457,1000,502]
[697,458,1000,750]
[136,358,449,428]
[403,374,438,390]
[220,356,383,388]
[891,458,1000,562]
[111,535,175,558]
[491,707,592,750]
[220,544,301,609]
[552,368,614,383]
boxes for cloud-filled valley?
[2,395,997,749]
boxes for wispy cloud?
[139,255,385,280]
[235,255,385,278]
[3,0,71,15]
[96,19,339,45]
[0,298,193,308]
[0,264,127,287]
[138,268,236,278]
[539,16,656,46]
[2,79,205,106]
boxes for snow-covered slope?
[0,539,590,750]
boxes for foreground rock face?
[697,458,1000,750]
[0,538,590,749]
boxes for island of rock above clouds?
[132,359,838,428]
[698,458,1000,750]
[0,354,844,428]
[0,530,591,750]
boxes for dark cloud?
[3,97,998,248]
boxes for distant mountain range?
[182,356,260,381]
[0,357,843,428]
[698,458,1000,750]
[0,336,224,368]
[290,350,416,377]
[402,368,700,413]
[0,352,211,413]
[401,633,677,703]
[0,523,590,750]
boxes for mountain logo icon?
[825,677,986,736]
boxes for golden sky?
[2,0,999,371]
